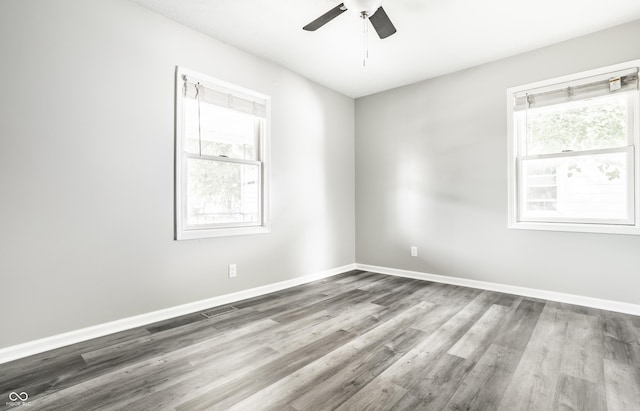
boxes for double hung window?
[175,67,270,239]
[508,62,640,234]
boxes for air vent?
[200,306,237,319]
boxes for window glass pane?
[186,158,260,227]
[520,151,630,222]
[183,99,259,160]
[525,94,629,155]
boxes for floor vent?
[200,306,237,319]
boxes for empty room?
[2,0,640,409]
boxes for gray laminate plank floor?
[1,270,639,410]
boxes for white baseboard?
[356,263,640,316]
[0,263,356,365]
[3,262,638,365]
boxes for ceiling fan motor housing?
[344,0,382,17]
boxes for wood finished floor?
[2,270,640,410]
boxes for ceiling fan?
[303,0,397,39]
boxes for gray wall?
[355,20,640,305]
[0,0,355,349]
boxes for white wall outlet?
[410,246,418,257]
[228,264,237,278]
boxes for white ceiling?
[129,0,640,98]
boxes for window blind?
[513,68,638,111]
[183,80,267,119]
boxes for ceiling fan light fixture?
[302,0,396,41]
[344,0,382,17]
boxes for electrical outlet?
[410,246,418,257]
[228,264,237,278]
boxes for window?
[507,61,640,235]
[175,67,270,239]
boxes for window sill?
[508,221,640,236]
[176,225,270,240]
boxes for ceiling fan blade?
[303,3,347,31]
[368,6,396,39]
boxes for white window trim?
[175,66,271,240]
[507,59,640,235]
